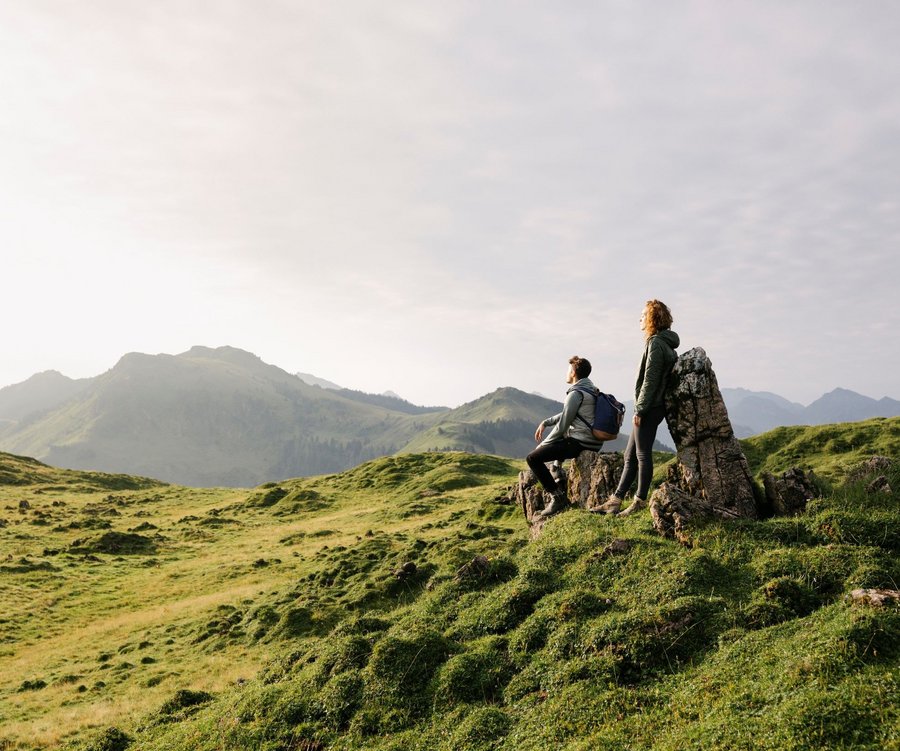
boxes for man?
[527,355,604,518]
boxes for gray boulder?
[850,455,893,479]
[513,451,624,537]
[650,347,759,539]
[512,469,549,537]
[567,452,625,511]
[847,588,900,608]
[762,468,821,516]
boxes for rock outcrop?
[567,452,624,511]
[849,456,894,495]
[762,468,820,516]
[847,588,900,608]
[517,348,762,541]
[867,475,892,495]
[850,455,893,479]
[649,483,733,545]
[512,469,551,539]
[514,452,624,538]
[650,347,758,540]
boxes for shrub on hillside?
[145,689,214,726]
[80,727,132,751]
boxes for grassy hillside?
[0,450,520,749]
[739,416,900,484]
[398,388,560,456]
[1,418,898,750]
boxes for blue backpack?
[572,386,626,441]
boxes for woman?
[595,299,679,516]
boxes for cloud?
[0,1,898,405]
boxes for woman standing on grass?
[595,299,679,516]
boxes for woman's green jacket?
[634,329,680,416]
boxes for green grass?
[1,418,898,750]
[739,416,900,484]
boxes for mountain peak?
[822,387,858,397]
[181,345,265,366]
[0,370,90,422]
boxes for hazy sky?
[1,1,898,407]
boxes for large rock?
[762,468,820,516]
[849,455,893,479]
[649,348,759,540]
[650,482,745,545]
[568,452,624,511]
[513,451,624,538]
[662,347,758,520]
[514,469,548,525]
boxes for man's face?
[566,365,576,384]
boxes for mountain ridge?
[1,347,897,486]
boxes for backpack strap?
[570,386,597,431]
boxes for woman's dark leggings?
[614,405,666,501]
[526,438,585,492]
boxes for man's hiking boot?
[617,497,647,517]
[590,494,622,514]
[538,489,568,518]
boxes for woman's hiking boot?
[617,496,647,517]
[538,489,568,518]
[590,494,622,514]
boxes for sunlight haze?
[1,1,898,407]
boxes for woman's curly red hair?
[643,299,673,338]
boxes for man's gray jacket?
[539,377,605,449]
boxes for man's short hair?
[569,355,591,379]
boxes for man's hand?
[534,423,544,442]
[633,414,641,427]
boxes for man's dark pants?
[526,437,585,493]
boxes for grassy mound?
[0,450,165,491]
[116,437,897,751]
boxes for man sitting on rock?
[527,355,605,517]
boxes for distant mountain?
[583,386,899,445]
[296,372,343,390]
[0,350,667,486]
[399,387,559,457]
[0,347,441,487]
[335,388,447,416]
[720,388,806,438]
[402,387,670,457]
[804,387,900,425]
[720,387,900,437]
[0,370,91,422]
